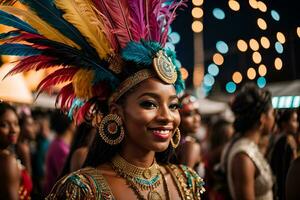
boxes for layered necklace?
[111,154,170,200]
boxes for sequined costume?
[46,165,205,200]
[226,138,273,200]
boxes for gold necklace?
[111,158,170,200]
[111,154,161,190]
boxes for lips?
[8,134,18,143]
[148,127,173,140]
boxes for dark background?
[172,0,300,93]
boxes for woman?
[0,102,32,200]
[178,94,203,173]
[221,84,275,200]
[0,0,205,199]
[270,109,299,200]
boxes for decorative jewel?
[98,114,124,145]
[111,154,161,190]
[170,128,181,148]
[153,50,177,84]
[147,191,162,200]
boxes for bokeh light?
[192,7,204,18]
[169,32,181,44]
[165,42,175,51]
[258,64,267,76]
[216,41,229,54]
[260,36,270,49]
[297,27,300,38]
[192,0,204,6]
[180,67,189,80]
[207,63,219,76]
[257,1,267,12]
[249,0,258,9]
[257,77,266,88]
[203,74,215,87]
[271,10,280,21]
[275,42,283,54]
[213,8,225,20]
[276,32,286,44]
[192,21,203,33]
[213,53,224,65]
[274,57,283,70]
[257,18,267,30]
[226,81,236,93]
[237,39,248,52]
[232,71,243,84]
[228,0,240,11]
[249,39,259,51]
[252,51,262,64]
[247,67,256,80]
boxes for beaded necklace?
[111,155,170,200]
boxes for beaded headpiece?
[0,0,186,124]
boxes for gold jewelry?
[98,114,124,145]
[111,154,161,190]
[108,69,155,104]
[170,128,181,148]
[153,50,177,84]
[111,155,170,200]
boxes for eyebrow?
[138,93,178,101]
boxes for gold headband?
[108,50,178,104]
[108,69,155,104]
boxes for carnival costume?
[0,0,205,199]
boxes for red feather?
[56,83,75,111]
[6,55,57,77]
[74,101,92,125]
[37,67,78,93]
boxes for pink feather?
[93,0,133,48]
[127,0,147,41]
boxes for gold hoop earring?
[98,114,124,145]
[170,128,181,148]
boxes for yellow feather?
[0,6,80,49]
[55,0,112,59]
[72,69,94,99]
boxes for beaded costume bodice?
[227,138,273,200]
[46,164,205,200]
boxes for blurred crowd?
[0,84,299,200]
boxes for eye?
[169,103,181,111]
[139,101,157,109]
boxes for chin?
[150,142,170,152]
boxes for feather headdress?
[0,0,186,124]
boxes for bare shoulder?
[73,147,88,158]
[0,152,18,171]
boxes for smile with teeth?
[150,129,172,139]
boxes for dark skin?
[231,108,275,200]
[179,105,201,168]
[97,78,182,199]
[0,109,21,200]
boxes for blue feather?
[0,10,37,34]
[0,43,41,56]
[0,30,20,40]
[93,68,120,90]
[121,41,153,66]
[68,98,84,119]
[19,0,97,57]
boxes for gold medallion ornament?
[153,50,177,84]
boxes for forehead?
[125,78,177,99]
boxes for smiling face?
[116,78,181,153]
[0,109,20,148]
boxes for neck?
[119,145,155,168]
[243,129,261,144]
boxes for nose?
[157,104,173,123]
